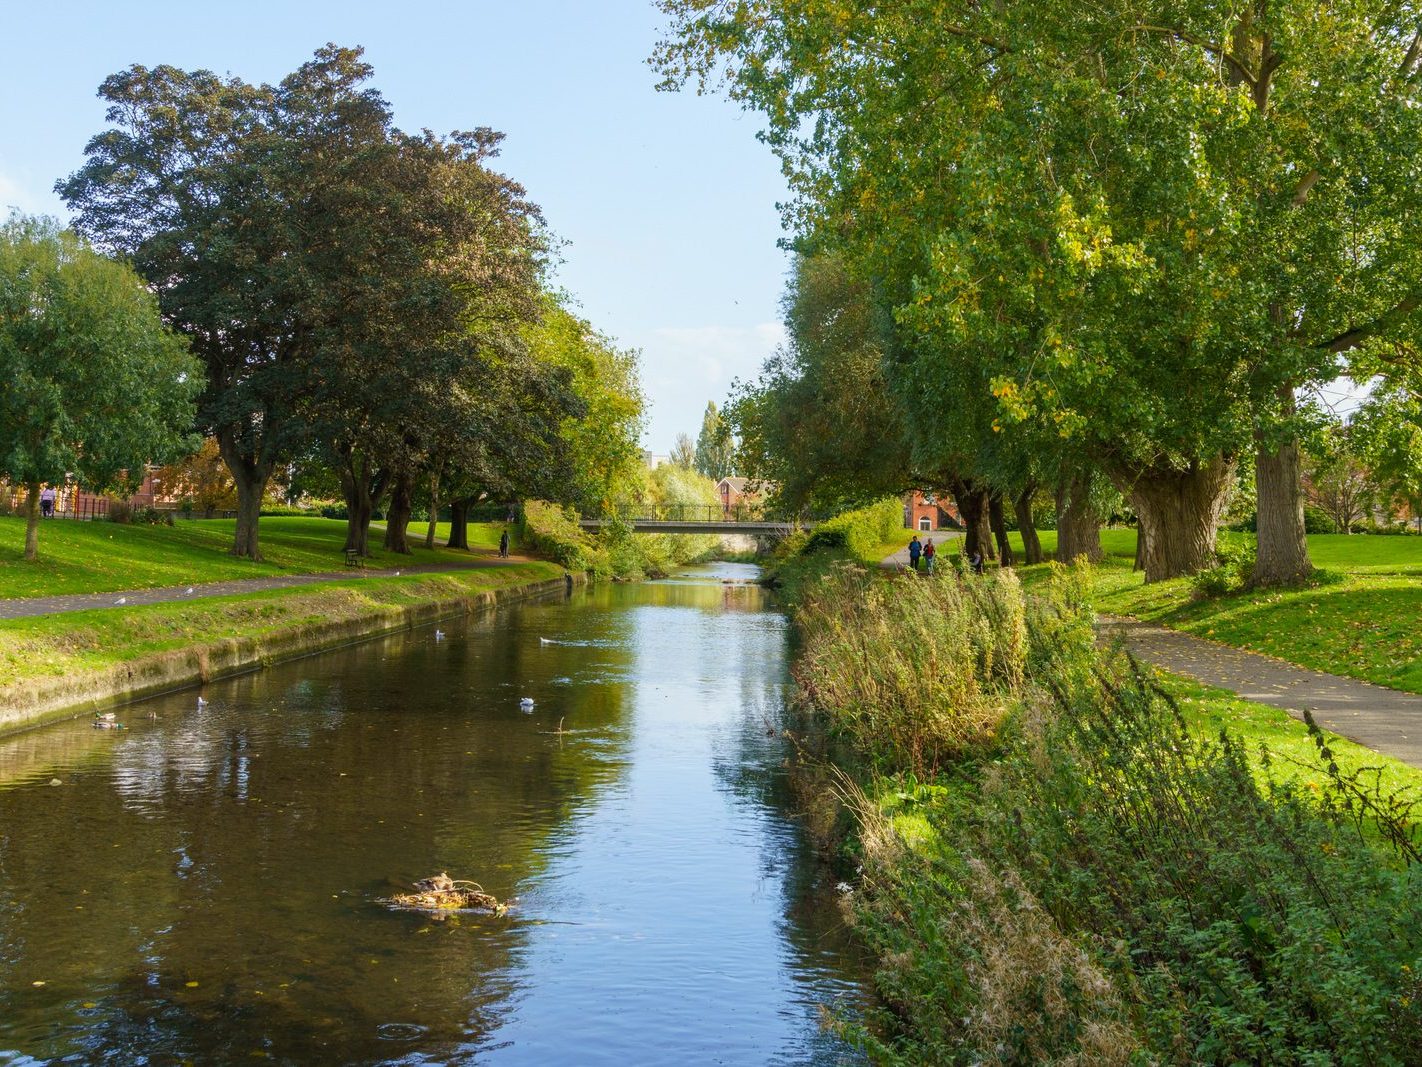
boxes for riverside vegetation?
[790,561,1422,1065]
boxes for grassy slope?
[0,561,561,690]
[0,516,508,599]
[1012,529,1422,694]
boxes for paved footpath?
[877,543,1422,768]
[882,531,962,572]
[0,555,531,621]
[1098,615,1422,769]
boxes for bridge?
[576,505,823,536]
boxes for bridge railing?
[580,504,826,525]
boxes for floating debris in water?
[385,872,507,916]
[434,630,445,641]
[519,697,535,712]
[49,778,62,787]
[196,696,208,708]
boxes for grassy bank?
[0,562,561,691]
[1008,529,1422,694]
[0,515,500,599]
[789,562,1422,1064]
[763,498,906,603]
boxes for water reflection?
[0,563,865,1063]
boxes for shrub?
[1304,504,1337,534]
[801,497,902,561]
[794,560,1422,1064]
[105,498,131,524]
[319,503,349,520]
[1191,535,1256,597]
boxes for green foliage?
[525,299,646,511]
[800,498,901,561]
[693,400,735,481]
[1304,504,1339,534]
[791,558,1422,1063]
[0,217,200,559]
[1191,536,1257,598]
[728,253,910,510]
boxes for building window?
[919,517,932,531]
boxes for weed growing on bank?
[792,562,1422,1065]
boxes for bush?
[319,503,349,520]
[1304,504,1337,534]
[1191,536,1256,597]
[800,497,902,561]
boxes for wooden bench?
[344,548,365,568]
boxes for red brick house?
[716,476,767,518]
[903,490,961,532]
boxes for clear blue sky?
[0,1,791,451]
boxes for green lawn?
[0,516,499,600]
[401,520,512,553]
[1011,528,1422,695]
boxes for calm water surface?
[0,563,868,1064]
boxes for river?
[0,563,868,1064]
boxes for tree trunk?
[424,469,440,550]
[231,473,265,561]
[340,452,375,558]
[988,490,1014,567]
[953,479,991,561]
[216,432,270,560]
[1133,517,1147,572]
[1055,472,1104,564]
[1121,454,1234,582]
[383,469,416,554]
[447,497,471,550]
[23,481,41,562]
[1013,483,1042,565]
[1255,429,1313,584]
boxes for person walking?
[923,537,936,574]
[498,529,510,558]
[907,534,922,571]
[39,486,55,518]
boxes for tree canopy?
[656,1,1422,582]
[0,217,199,559]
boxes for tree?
[153,438,236,517]
[656,1,1422,583]
[670,433,696,469]
[693,401,734,481]
[1303,424,1377,535]
[61,46,544,560]
[1351,379,1422,531]
[0,217,199,560]
[728,252,912,511]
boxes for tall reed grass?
[793,558,1422,1064]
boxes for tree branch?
[1315,294,1422,354]
[1126,24,1256,89]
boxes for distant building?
[642,450,671,471]
[904,490,961,532]
[716,476,766,518]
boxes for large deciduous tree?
[0,217,199,560]
[62,46,543,561]
[656,1,1422,583]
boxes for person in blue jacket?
[907,535,922,571]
